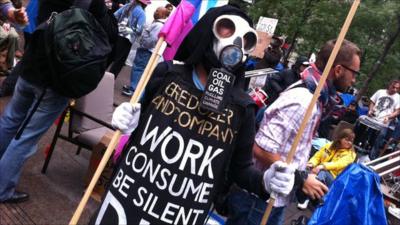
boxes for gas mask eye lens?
[243,32,257,51]
[215,18,235,38]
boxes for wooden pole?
[69,37,166,225]
[260,1,360,224]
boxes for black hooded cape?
[175,5,253,87]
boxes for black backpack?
[42,0,112,98]
[15,0,112,139]
[262,69,302,106]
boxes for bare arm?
[368,101,375,117]
[386,108,400,122]
[253,143,281,168]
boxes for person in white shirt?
[368,80,400,123]
[368,79,400,159]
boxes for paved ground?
[0,1,396,224]
[0,65,312,225]
[0,66,131,225]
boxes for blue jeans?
[0,77,68,201]
[369,127,389,160]
[317,170,335,187]
[391,121,400,140]
[129,48,152,90]
[225,189,286,225]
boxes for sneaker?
[122,85,131,92]
[122,89,134,96]
[1,191,29,203]
[297,199,309,210]
[389,205,400,220]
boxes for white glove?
[125,27,134,34]
[263,161,295,196]
[111,102,141,134]
[118,26,126,33]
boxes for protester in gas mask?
[89,5,295,225]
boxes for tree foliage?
[245,0,400,96]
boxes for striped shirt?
[255,82,321,207]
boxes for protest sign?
[200,68,235,112]
[251,17,279,58]
[93,77,242,225]
[256,16,278,35]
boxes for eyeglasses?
[341,64,360,77]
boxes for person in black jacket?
[89,5,295,225]
[263,56,309,104]
[0,0,117,204]
[109,0,129,13]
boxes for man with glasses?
[341,64,360,77]
[317,62,361,139]
[225,39,361,225]
[367,80,400,159]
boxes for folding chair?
[41,72,116,173]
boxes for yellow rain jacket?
[308,142,356,178]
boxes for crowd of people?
[0,0,398,225]
[0,0,26,96]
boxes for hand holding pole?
[69,37,166,225]
[260,1,361,224]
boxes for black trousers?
[108,36,132,78]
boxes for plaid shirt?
[255,82,321,207]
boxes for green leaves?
[246,0,399,96]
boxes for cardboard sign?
[251,16,279,58]
[250,31,272,59]
[256,16,278,35]
[200,68,235,112]
[85,132,115,202]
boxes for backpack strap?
[286,81,307,91]
[74,0,93,10]
[15,88,47,140]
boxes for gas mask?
[199,15,257,113]
[212,15,258,71]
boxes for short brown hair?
[315,39,361,71]
[331,128,355,150]
[388,79,400,88]
[165,3,173,16]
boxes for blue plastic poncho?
[308,163,387,225]
[23,0,38,34]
